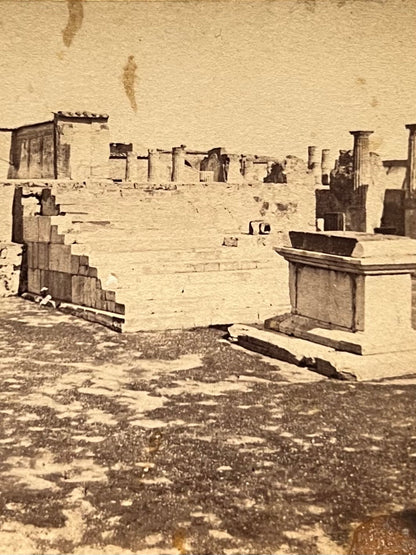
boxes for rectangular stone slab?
[228,324,416,381]
[289,230,416,258]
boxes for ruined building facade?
[1,111,110,181]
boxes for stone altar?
[267,230,416,355]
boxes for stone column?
[148,149,160,182]
[226,154,243,183]
[349,130,374,189]
[405,124,416,193]
[125,151,138,181]
[321,149,331,186]
[308,146,318,170]
[171,144,186,182]
[243,156,255,180]
[308,146,320,184]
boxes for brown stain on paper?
[122,55,138,112]
[62,0,84,48]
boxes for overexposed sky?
[0,0,415,161]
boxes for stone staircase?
[21,183,292,331]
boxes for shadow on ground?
[0,298,416,554]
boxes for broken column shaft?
[147,149,160,182]
[171,145,186,182]
[349,130,373,189]
[405,124,416,193]
[125,151,138,181]
[308,146,318,170]
[308,146,320,184]
[321,149,331,186]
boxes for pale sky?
[0,0,415,161]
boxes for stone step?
[122,305,275,332]
[87,251,274,272]
[103,267,282,292]
[114,273,285,304]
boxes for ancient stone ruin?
[1,110,416,343]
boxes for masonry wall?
[55,118,110,180]
[0,131,12,179]
[8,122,55,180]
[0,242,22,297]
[316,151,393,233]
[5,175,315,331]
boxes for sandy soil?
[0,298,416,554]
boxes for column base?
[265,313,416,355]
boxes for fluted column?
[171,144,186,182]
[405,124,416,193]
[321,149,331,186]
[349,130,374,189]
[148,149,160,182]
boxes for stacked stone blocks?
[24,213,125,330]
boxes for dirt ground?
[0,298,416,555]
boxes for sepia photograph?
[0,0,416,553]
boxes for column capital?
[173,145,186,153]
[405,124,416,134]
[349,130,374,137]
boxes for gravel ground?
[0,297,416,554]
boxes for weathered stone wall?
[8,122,55,180]
[5,176,315,331]
[316,150,392,233]
[0,131,12,180]
[55,118,110,180]
[0,242,22,297]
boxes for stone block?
[49,244,71,273]
[71,255,80,275]
[23,217,39,242]
[87,266,98,278]
[72,275,87,305]
[204,262,220,272]
[296,265,355,329]
[84,277,97,308]
[39,269,50,290]
[27,243,38,269]
[72,275,97,308]
[105,290,116,302]
[222,236,239,247]
[106,300,115,313]
[38,243,49,270]
[27,268,41,294]
[249,220,271,235]
[114,302,125,315]
[220,261,239,272]
[50,225,65,244]
[48,270,72,302]
[38,217,51,243]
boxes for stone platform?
[229,231,416,381]
[228,324,416,381]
